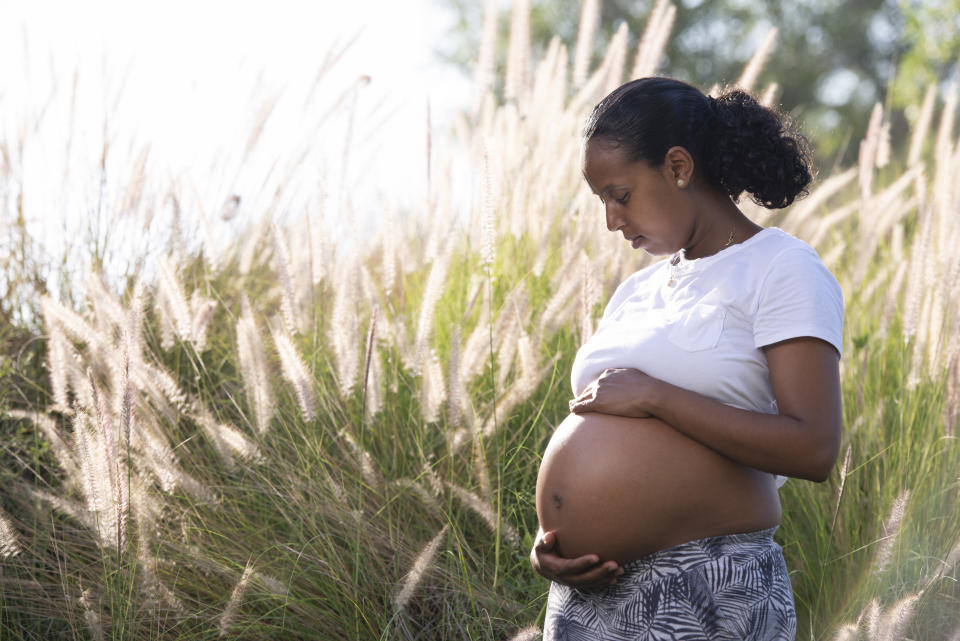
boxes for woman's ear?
[663,146,695,187]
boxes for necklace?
[667,226,736,287]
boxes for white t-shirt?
[570,226,844,489]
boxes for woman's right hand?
[530,528,623,588]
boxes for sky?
[0,0,473,280]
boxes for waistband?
[617,525,781,581]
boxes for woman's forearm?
[642,379,837,482]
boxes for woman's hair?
[582,77,813,209]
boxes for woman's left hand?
[568,367,656,417]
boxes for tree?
[435,0,950,167]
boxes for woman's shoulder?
[746,227,821,261]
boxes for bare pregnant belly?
[535,412,782,565]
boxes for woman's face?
[580,139,693,256]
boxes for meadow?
[1,1,959,639]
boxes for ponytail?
[704,89,812,208]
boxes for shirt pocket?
[668,304,726,352]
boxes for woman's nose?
[605,204,623,232]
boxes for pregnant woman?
[530,77,844,640]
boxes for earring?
[676,179,685,188]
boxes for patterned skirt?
[543,526,796,641]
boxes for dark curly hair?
[582,77,813,209]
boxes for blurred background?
[4,0,958,282]
[439,0,959,166]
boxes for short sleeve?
[753,247,844,358]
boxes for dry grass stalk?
[880,261,908,337]
[85,273,127,343]
[394,479,441,512]
[830,623,858,641]
[507,625,542,641]
[329,258,360,395]
[195,408,262,469]
[496,306,522,390]
[572,0,601,89]
[420,348,447,424]
[474,0,499,110]
[514,330,553,399]
[236,299,274,434]
[415,236,453,371]
[859,103,884,203]
[908,84,937,166]
[736,27,777,93]
[780,167,856,235]
[270,223,300,335]
[925,286,945,377]
[580,251,598,346]
[360,306,379,420]
[251,570,289,597]
[876,121,892,168]
[603,22,630,95]
[538,272,581,340]
[338,428,382,492]
[901,192,933,342]
[447,482,519,547]
[189,292,217,351]
[479,137,497,272]
[473,439,492,502]
[460,289,492,384]
[944,354,960,436]
[531,36,568,120]
[45,317,71,410]
[271,324,316,421]
[394,525,449,611]
[89,370,129,552]
[0,506,22,558]
[364,334,384,420]
[876,593,921,641]
[157,259,192,344]
[631,0,676,79]
[381,208,398,297]
[447,325,464,427]
[872,489,910,575]
[832,444,852,530]
[72,405,124,550]
[934,81,957,170]
[137,544,187,614]
[421,461,444,498]
[758,82,779,108]
[7,409,81,482]
[77,587,104,641]
[862,598,881,640]
[219,559,256,637]
[925,536,960,588]
[504,0,530,103]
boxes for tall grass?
[1,2,959,640]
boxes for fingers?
[531,530,624,587]
[568,560,623,588]
[534,530,555,552]
[535,548,623,587]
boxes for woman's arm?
[570,336,842,482]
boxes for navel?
[552,493,563,510]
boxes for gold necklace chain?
[667,225,736,287]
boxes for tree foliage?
[436,0,958,166]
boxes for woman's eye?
[616,193,629,205]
